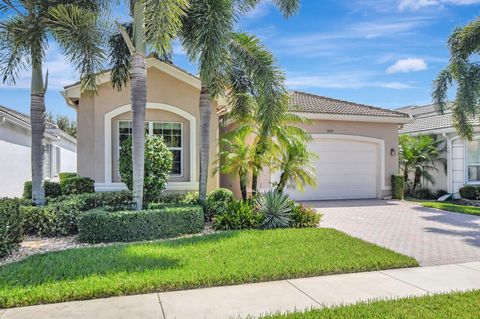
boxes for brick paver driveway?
[308,200,480,266]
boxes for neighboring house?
[398,103,478,197]
[0,105,77,198]
[62,57,411,200]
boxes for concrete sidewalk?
[2,262,480,319]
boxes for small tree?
[119,135,172,204]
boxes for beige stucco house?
[62,57,411,200]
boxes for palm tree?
[181,0,300,203]
[272,131,317,192]
[433,18,480,140]
[110,0,189,210]
[213,126,256,200]
[0,1,106,205]
[399,134,446,193]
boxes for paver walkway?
[1,262,480,319]
[311,200,480,266]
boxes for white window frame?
[117,120,184,177]
[467,140,480,182]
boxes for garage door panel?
[282,137,379,201]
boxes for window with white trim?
[118,120,183,176]
[45,144,61,178]
[467,140,480,182]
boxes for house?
[62,57,411,200]
[0,105,77,198]
[398,103,476,196]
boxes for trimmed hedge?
[0,198,23,258]
[78,205,205,243]
[459,185,480,200]
[59,172,77,185]
[391,175,405,200]
[62,177,95,195]
[205,188,234,221]
[22,191,133,237]
[23,181,62,200]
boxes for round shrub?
[213,200,263,230]
[62,177,95,195]
[23,181,62,200]
[459,186,480,200]
[205,188,234,221]
[59,172,77,185]
[119,136,172,203]
[290,204,321,228]
[256,190,292,229]
[0,198,23,258]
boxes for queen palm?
[181,0,300,202]
[109,0,189,209]
[0,0,106,205]
[433,18,480,140]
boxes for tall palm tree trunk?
[30,63,46,206]
[199,85,212,202]
[131,52,147,209]
[131,0,147,210]
[239,172,247,201]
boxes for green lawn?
[417,201,480,216]
[0,228,417,308]
[262,290,480,319]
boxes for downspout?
[0,116,6,126]
[442,133,452,194]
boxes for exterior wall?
[221,119,399,199]
[0,121,77,197]
[0,121,31,197]
[76,66,219,193]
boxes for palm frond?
[144,0,189,57]
[108,22,132,90]
[47,3,106,90]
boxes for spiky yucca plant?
[256,190,292,229]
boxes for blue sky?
[1,0,479,120]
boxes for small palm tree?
[399,134,446,193]
[0,0,106,205]
[213,127,256,201]
[109,0,189,210]
[272,139,317,193]
[433,17,480,140]
[181,0,301,203]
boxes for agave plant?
[256,190,292,229]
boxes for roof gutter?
[291,112,414,124]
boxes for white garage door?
[282,138,379,201]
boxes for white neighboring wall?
[0,119,77,198]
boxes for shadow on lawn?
[0,231,240,289]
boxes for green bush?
[155,192,199,205]
[290,204,321,228]
[391,175,405,200]
[0,198,23,258]
[59,172,77,185]
[257,190,292,229]
[78,205,204,243]
[62,177,95,195]
[459,185,480,200]
[23,181,62,200]
[22,191,133,237]
[205,188,234,221]
[119,136,172,203]
[410,188,435,200]
[213,200,263,230]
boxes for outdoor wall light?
[390,148,396,156]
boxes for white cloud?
[399,0,480,10]
[386,58,427,74]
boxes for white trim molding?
[310,134,388,197]
[103,102,197,191]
